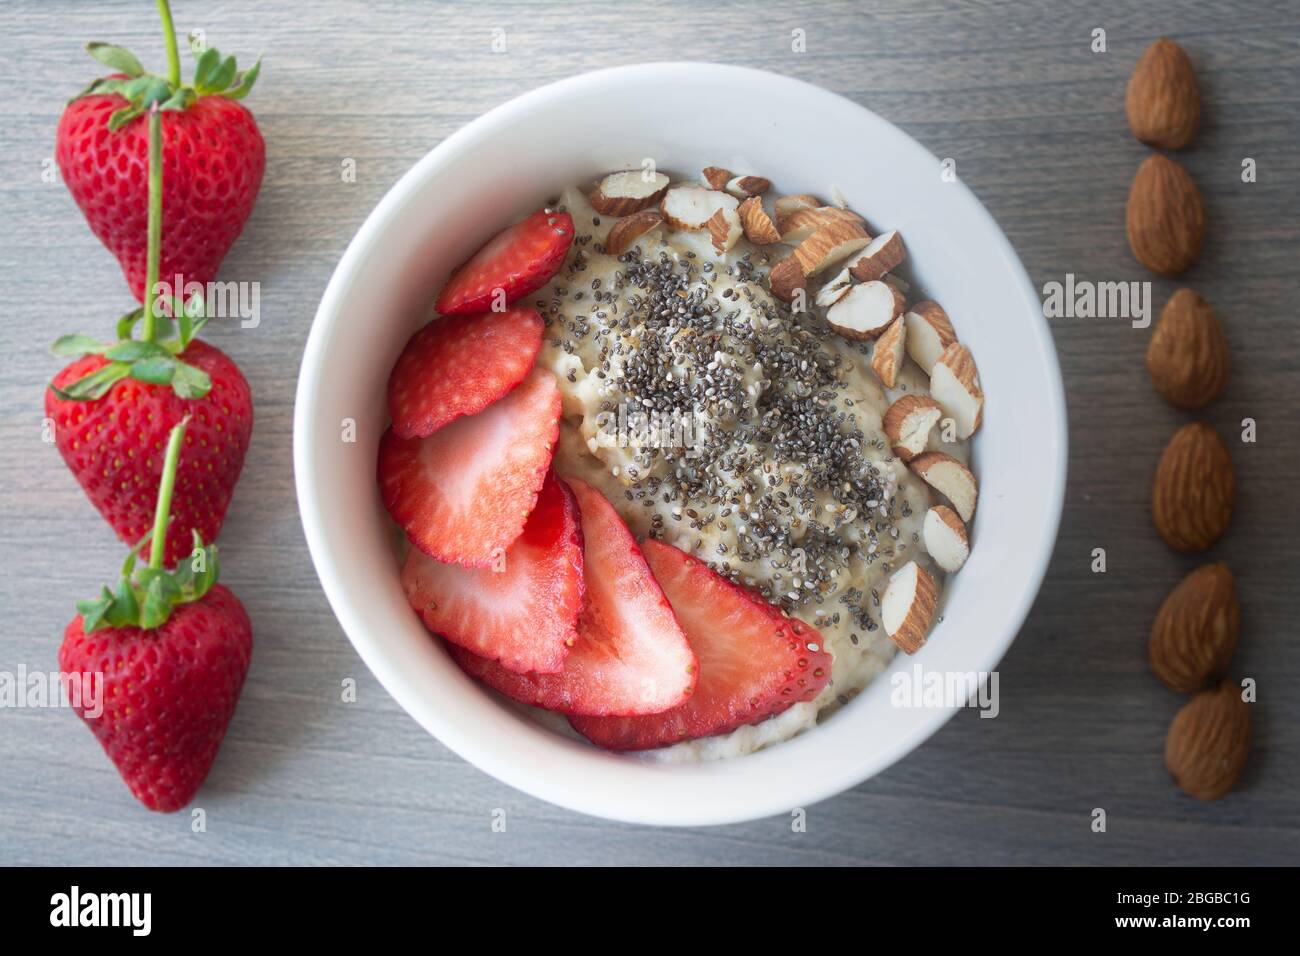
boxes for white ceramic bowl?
[294,63,1067,826]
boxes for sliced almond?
[930,343,983,440]
[884,274,911,295]
[846,230,906,282]
[824,280,904,340]
[660,185,739,231]
[882,394,943,461]
[738,197,781,244]
[702,166,733,190]
[923,505,969,573]
[814,266,853,308]
[725,175,772,198]
[768,256,807,304]
[882,561,939,654]
[904,300,958,374]
[793,220,872,276]
[910,451,978,523]
[869,316,906,388]
[604,209,663,256]
[773,193,822,222]
[778,206,867,245]
[589,170,670,217]
[706,205,743,254]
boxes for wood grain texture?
[2,0,1298,866]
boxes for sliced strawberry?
[388,307,544,439]
[435,209,574,315]
[403,473,583,674]
[378,367,561,567]
[570,539,833,751]
[447,477,696,716]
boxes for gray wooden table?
[2,0,1298,866]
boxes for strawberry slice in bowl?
[435,209,575,315]
[570,539,833,751]
[387,306,544,439]
[379,367,561,567]
[446,477,697,717]
[402,472,583,675]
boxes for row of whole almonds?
[1126,39,1250,799]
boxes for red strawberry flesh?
[378,367,560,567]
[447,477,696,716]
[435,210,574,315]
[58,584,253,813]
[570,539,833,750]
[45,339,253,566]
[403,472,583,674]
[387,307,543,439]
[56,91,265,303]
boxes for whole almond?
[1152,422,1235,552]
[1149,563,1239,692]
[1165,681,1251,800]
[1154,421,1232,548]
[1126,154,1205,276]
[1146,288,1228,409]
[1126,38,1201,149]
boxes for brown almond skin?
[1126,38,1201,149]
[1146,289,1228,409]
[1165,681,1251,800]
[1126,154,1205,277]
[1149,563,1239,692]
[1152,422,1235,552]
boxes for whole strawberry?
[56,4,264,301]
[59,420,253,812]
[46,334,252,566]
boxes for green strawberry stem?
[75,412,220,632]
[148,417,187,570]
[142,105,163,343]
[157,0,181,88]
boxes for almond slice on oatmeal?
[660,184,739,231]
[604,209,663,256]
[825,279,904,339]
[882,394,943,460]
[768,255,807,303]
[870,316,906,388]
[702,166,733,190]
[910,451,978,522]
[923,505,969,573]
[778,206,867,245]
[814,266,853,308]
[930,343,984,439]
[773,193,822,222]
[846,230,906,282]
[793,220,872,276]
[589,170,671,216]
[904,300,958,374]
[882,560,939,654]
[706,205,743,254]
[738,197,781,244]
[725,175,772,198]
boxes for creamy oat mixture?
[503,186,969,761]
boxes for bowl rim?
[293,61,1068,826]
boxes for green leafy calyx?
[78,532,221,632]
[75,25,260,129]
[49,296,212,401]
